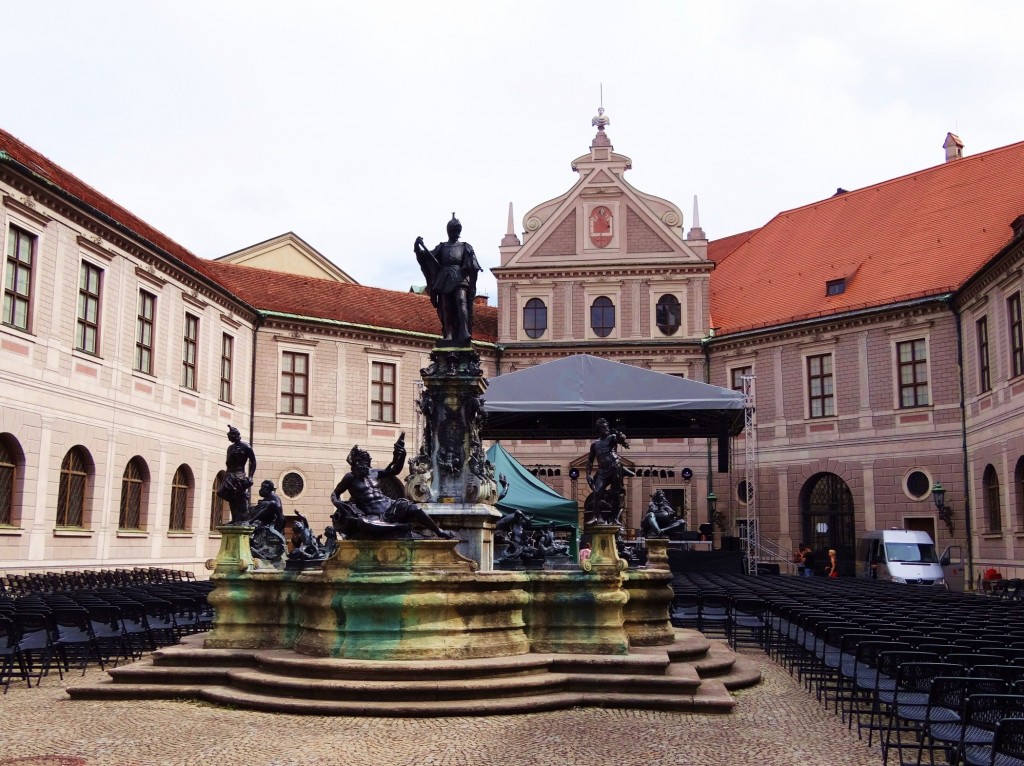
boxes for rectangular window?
[3,225,35,331]
[135,290,155,374]
[897,338,929,408]
[730,365,752,392]
[807,353,834,418]
[280,351,308,415]
[977,316,991,394]
[371,361,397,422]
[825,278,846,296]
[220,333,233,403]
[181,313,199,390]
[1009,293,1024,378]
[76,262,102,354]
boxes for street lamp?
[932,482,954,534]
[706,491,718,523]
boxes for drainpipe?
[702,335,714,526]
[949,297,975,587]
[494,344,504,376]
[249,313,264,446]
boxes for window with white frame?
[3,225,35,331]
[280,351,309,415]
[896,338,929,408]
[76,261,102,354]
[181,313,199,390]
[977,316,991,394]
[135,290,156,374]
[220,333,233,403]
[371,360,397,422]
[1009,292,1024,379]
[806,353,834,418]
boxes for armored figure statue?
[218,425,256,524]
[414,214,482,346]
[640,489,687,539]
[330,433,456,540]
[585,418,633,525]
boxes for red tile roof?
[205,260,497,342]
[0,127,496,342]
[710,141,1024,335]
[0,128,222,286]
[706,228,758,264]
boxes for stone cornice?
[3,193,52,227]
[0,165,258,322]
[492,263,712,280]
[708,299,949,352]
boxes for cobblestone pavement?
[0,651,884,766]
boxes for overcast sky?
[4,1,1024,302]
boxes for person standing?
[827,548,839,578]
[794,544,808,576]
[802,546,817,577]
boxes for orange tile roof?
[205,260,498,342]
[710,141,1024,335]
[0,127,222,286]
[706,228,758,264]
[0,127,496,343]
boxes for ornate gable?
[493,112,715,349]
[496,122,702,270]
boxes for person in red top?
[827,548,839,578]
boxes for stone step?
[70,680,734,716]
[67,629,756,716]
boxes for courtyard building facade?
[2,121,1024,584]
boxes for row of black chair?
[1,578,214,692]
[1,567,196,597]
[671,573,1024,765]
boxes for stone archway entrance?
[800,472,856,577]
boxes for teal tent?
[486,443,578,530]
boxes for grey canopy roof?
[482,354,745,441]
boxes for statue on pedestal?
[218,425,256,524]
[330,434,456,540]
[640,489,687,539]
[247,480,287,562]
[585,418,633,525]
[414,214,482,346]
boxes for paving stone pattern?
[0,650,883,766]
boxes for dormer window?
[826,278,846,296]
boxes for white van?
[855,530,945,586]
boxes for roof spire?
[500,201,521,247]
[687,195,706,241]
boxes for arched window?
[523,298,547,339]
[656,294,681,336]
[169,464,193,532]
[984,464,1002,533]
[58,447,91,528]
[118,457,149,530]
[1016,457,1024,529]
[0,434,20,526]
[590,296,615,338]
[210,471,229,531]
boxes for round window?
[737,479,752,505]
[282,472,305,499]
[905,470,931,500]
